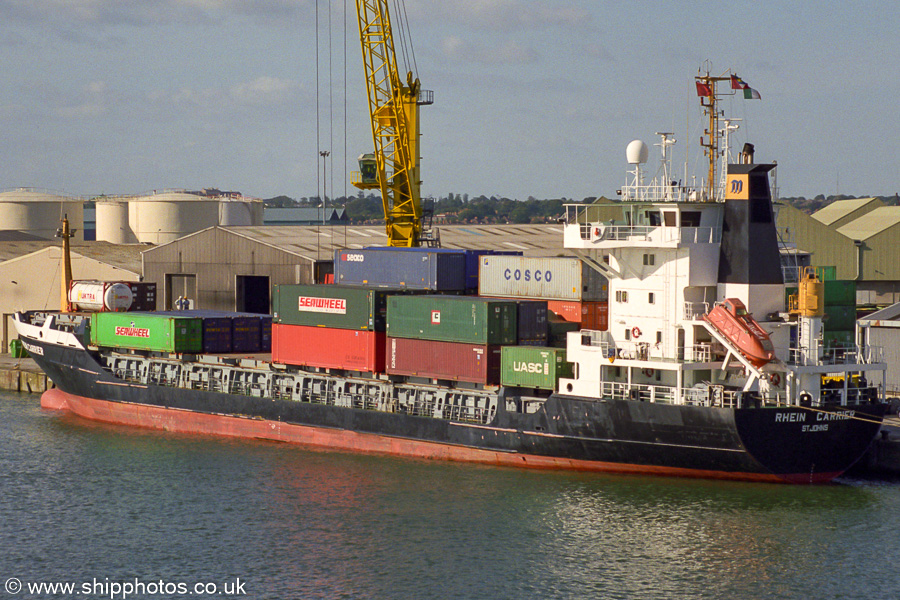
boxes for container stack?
[479,255,609,343]
[271,284,390,372]
[500,346,573,390]
[385,295,518,384]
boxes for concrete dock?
[0,354,53,393]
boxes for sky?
[1,0,899,203]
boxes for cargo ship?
[14,73,889,483]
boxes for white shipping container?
[478,256,608,301]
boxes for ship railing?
[574,223,721,245]
[600,381,678,405]
[786,344,884,367]
[683,302,711,321]
[619,182,695,203]
[682,343,718,363]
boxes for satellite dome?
[626,140,649,165]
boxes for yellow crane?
[352,0,435,247]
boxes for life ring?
[632,327,642,339]
[642,368,655,377]
[770,373,781,386]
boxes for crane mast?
[352,0,433,247]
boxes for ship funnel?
[741,143,755,164]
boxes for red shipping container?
[272,323,385,372]
[386,337,501,385]
[547,300,608,331]
[582,301,608,331]
[547,300,582,324]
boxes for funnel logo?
[726,175,749,199]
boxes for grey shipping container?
[334,248,467,291]
[478,256,608,301]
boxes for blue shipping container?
[334,247,467,291]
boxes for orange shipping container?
[547,300,608,331]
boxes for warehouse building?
[858,303,900,397]
[776,198,900,304]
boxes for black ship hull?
[21,333,886,484]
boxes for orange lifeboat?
[702,298,775,368]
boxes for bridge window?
[643,253,655,266]
[648,292,655,304]
[616,290,629,303]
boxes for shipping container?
[386,337,501,384]
[463,250,522,292]
[386,295,517,345]
[155,310,233,353]
[478,256,608,301]
[824,280,856,306]
[333,247,467,291]
[272,323,385,372]
[548,317,580,347]
[516,300,549,346]
[500,346,573,390]
[547,300,608,331]
[127,282,158,311]
[67,280,157,312]
[90,312,203,353]
[232,315,262,353]
[824,305,857,331]
[274,284,393,331]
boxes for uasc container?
[501,346,573,390]
[90,312,202,353]
[386,295,517,345]
[272,323,385,372]
[479,256,608,301]
[334,247,467,291]
[386,337,501,385]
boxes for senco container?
[334,247,467,291]
[386,337,501,385]
[516,300,549,346]
[479,256,608,301]
[500,346,573,390]
[386,295,517,345]
[90,312,202,353]
[274,284,393,331]
[272,323,385,372]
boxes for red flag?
[695,81,712,97]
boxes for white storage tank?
[129,190,220,244]
[0,188,84,240]
[68,281,134,312]
[95,199,137,243]
[219,198,264,226]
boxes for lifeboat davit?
[702,298,775,368]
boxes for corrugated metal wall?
[142,228,320,312]
[869,327,900,394]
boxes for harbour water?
[2,390,899,600]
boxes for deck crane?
[352,0,437,247]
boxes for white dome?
[626,140,649,165]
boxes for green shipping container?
[815,266,837,281]
[274,284,389,331]
[90,312,203,353]
[823,280,856,306]
[824,305,857,331]
[823,330,854,347]
[386,295,517,345]
[501,346,573,390]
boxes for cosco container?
[272,323,385,372]
[386,295,517,345]
[386,337,501,385]
[334,247,467,291]
[516,300,549,346]
[478,256,608,301]
[273,284,394,331]
[90,312,202,353]
[500,346,573,390]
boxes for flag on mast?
[730,74,761,99]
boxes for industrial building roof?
[811,197,881,227]
[216,224,570,258]
[836,206,900,241]
[859,302,900,326]
[0,240,145,273]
